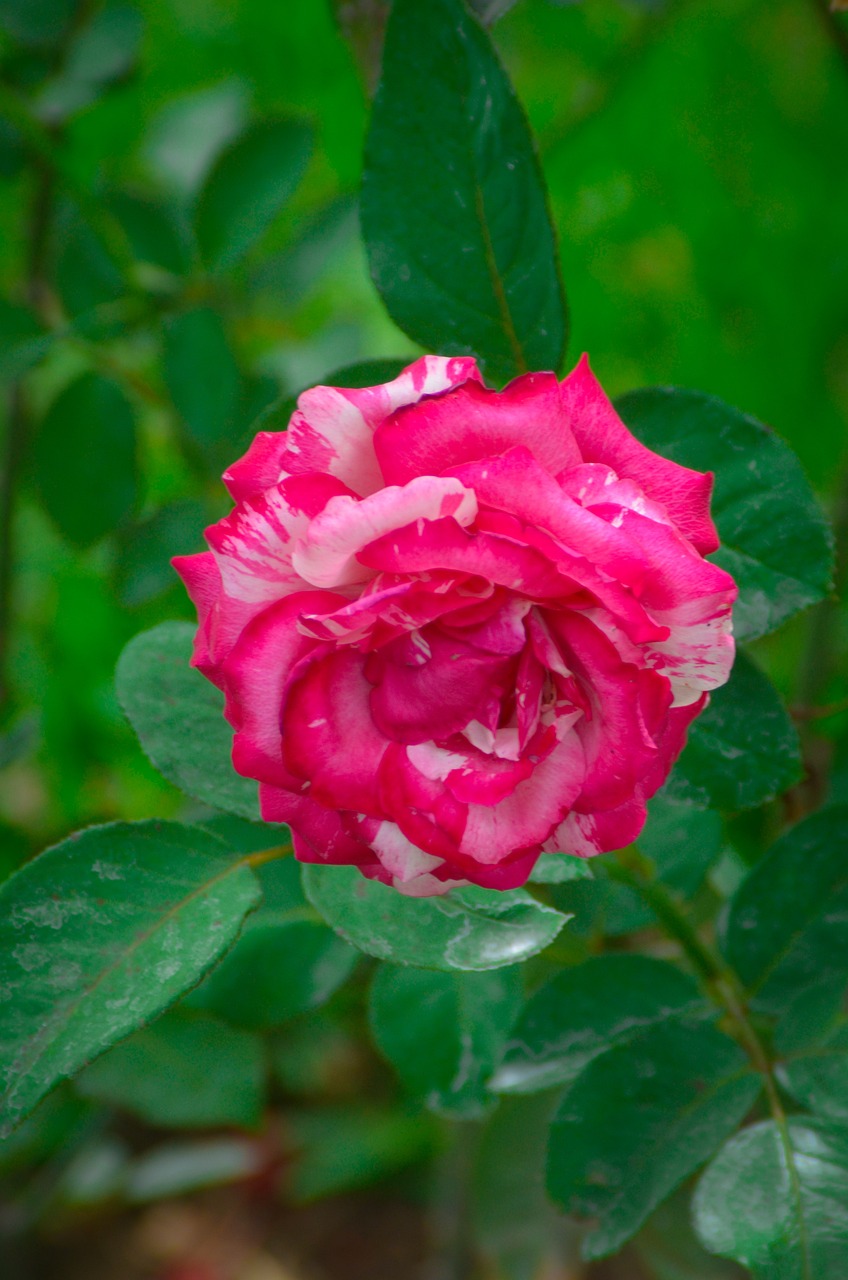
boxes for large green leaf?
[693,1118,848,1278]
[492,954,705,1094]
[35,372,137,547]
[547,1020,761,1259]
[194,118,312,271]
[0,821,261,1135]
[779,1023,848,1122]
[615,388,833,642]
[664,649,801,811]
[369,964,522,1116]
[303,864,567,972]
[75,1008,265,1129]
[361,0,566,385]
[722,807,848,1012]
[115,622,263,820]
[163,308,241,449]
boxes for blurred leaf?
[693,1118,848,1278]
[774,976,847,1056]
[0,298,52,378]
[639,794,723,896]
[163,307,241,448]
[636,1186,748,1280]
[469,0,521,22]
[722,806,848,1013]
[35,372,137,547]
[547,1020,761,1259]
[492,954,705,1094]
[324,356,410,387]
[0,820,261,1135]
[115,499,205,608]
[664,649,802,811]
[779,1022,848,1122]
[0,117,24,179]
[616,388,833,642]
[0,1086,94,1176]
[36,5,143,122]
[548,864,656,937]
[361,0,566,384]
[115,622,263,819]
[473,1090,567,1280]
[109,192,189,277]
[54,200,125,316]
[143,79,250,198]
[0,0,78,46]
[76,1008,265,1129]
[369,963,522,1116]
[529,853,593,884]
[194,117,312,271]
[287,1103,435,1201]
[126,1136,263,1201]
[303,864,567,971]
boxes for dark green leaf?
[36,5,143,121]
[0,820,261,1135]
[75,1008,265,1129]
[194,118,312,271]
[636,1186,748,1280]
[54,201,125,316]
[35,372,137,547]
[303,864,567,971]
[323,357,410,388]
[0,1087,94,1176]
[547,1020,761,1259]
[163,308,241,448]
[115,622,263,820]
[369,964,522,1116]
[115,500,205,608]
[109,192,189,277]
[0,0,78,45]
[664,649,802,811]
[143,80,249,199]
[639,795,723,896]
[492,954,705,1094]
[287,1104,436,1201]
[473,1091,567,1280]
[615,388,833,642]
[779,1023,848,1122]
[361,0,566,384]
[722,806,848,1012]
[693,1118,848,1278]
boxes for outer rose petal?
[224,355,481,502]
[374,373,582,486]
[561,355,719,554]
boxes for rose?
[174,355,735,897]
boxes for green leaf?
[473,1091,566,1280]
[36,5,143,122]
[529,853,593,885]
[722,806,848,1012]
[303,865,567,972]
[0,297,52,378]
[0,0,78,45]
[116,622,262,820]
[35,372,137,547]
[54,201,125,316]
[287,1104,436,1202]
[163,308,241,449]
[75,1008,265,1130]
[0,820,261,1135]
[779,1023,848,1122]
[115,500,205,608]
[492,954,705,1094]
[547,1020,761,1259]
[615,388,833,642]
[109,192,189,277]
[322,357,410,388]
[194,118,312,271]
[639,795,723,897]
[693,1118,848,1278]
[369,964,522,1117]
[664,649,802,811]
[361,0,566,385]
[635,1186,749,1280]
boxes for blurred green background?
[1,0,847,856]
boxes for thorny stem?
[610,856,811,1275]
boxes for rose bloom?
[175,355,735,897]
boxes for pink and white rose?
[174,355,736,897]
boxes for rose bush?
[175,355,736,896]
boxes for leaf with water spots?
[0,820,260,1135]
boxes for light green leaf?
[0,820,261,1135]
[369,964,522,1117]
[361,0,566,384]
[116,622,262,820]
[303,864,567,972]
